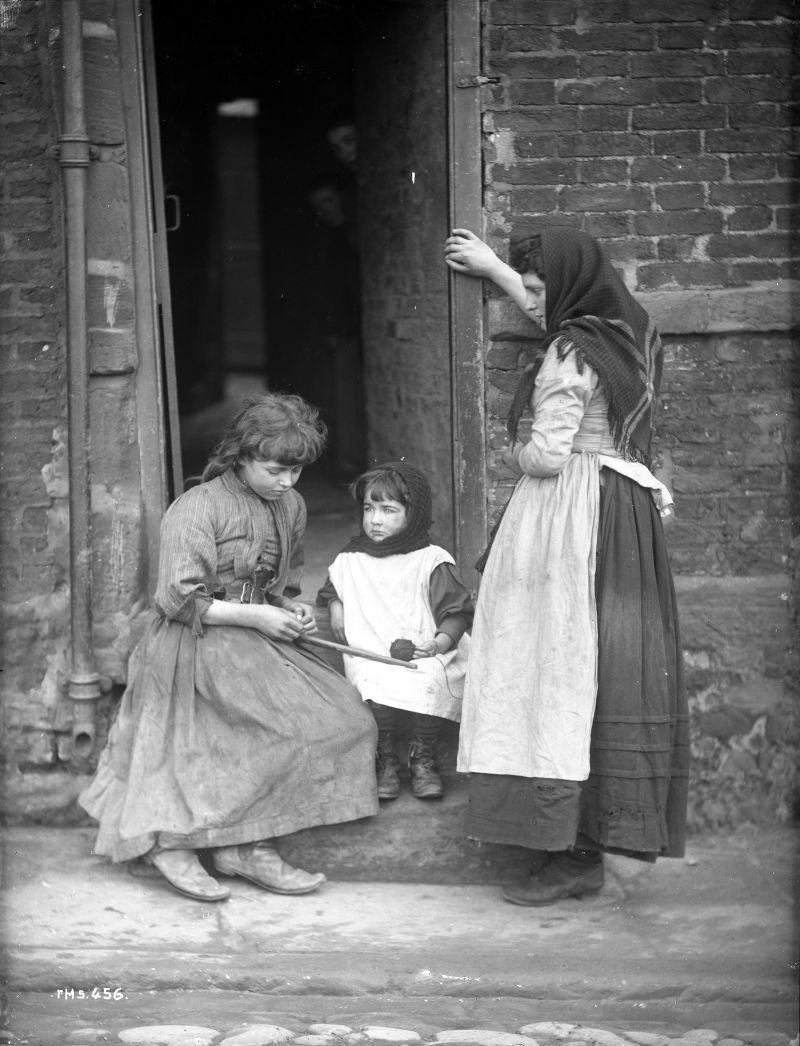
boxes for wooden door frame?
[447,0,486,590]
[117,0,183,589]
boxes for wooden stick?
[296,634,418,670]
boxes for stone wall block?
[560,184,651,212]
[84,28,125,144]
[88,327,136,374]
[84,156,128,235]
[633,103,727,131]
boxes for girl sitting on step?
[317,461,473,801]
[80,393,379,902]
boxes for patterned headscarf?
[340,461,432,558]
[507,227,663,466]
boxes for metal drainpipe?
[58,0,101,757]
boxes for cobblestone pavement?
[3,991,797,1046]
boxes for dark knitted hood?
[340,461,432,558]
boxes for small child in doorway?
[317,461,473,800]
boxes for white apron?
[457,453,600,779]
[328,545,469,721]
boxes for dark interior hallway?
[151,0,363,484]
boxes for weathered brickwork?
[483,0,796,286]
[484,326,797,575]
[0,3,65,597]
[0,2,71,796]
[1,1,147,821]
[658,333,796,576]
[481,0,799,828]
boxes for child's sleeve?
[316,573,341,607]
[517,341,597,477]
[153,489,217,632]
[430,562,475,645]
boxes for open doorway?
[149,0,471,556]
[150,0,362,483]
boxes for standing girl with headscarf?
[444,227,689,906]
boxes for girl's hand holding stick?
[251,605,309,642]
[289,602,317,633]
[296,634,419,671]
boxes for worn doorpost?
[447,0,486,590]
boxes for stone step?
[278,774,531,885]
[282,610,527,885]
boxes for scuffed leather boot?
[376,731,400,800]
[145,848,230,902]
[409,738,443,799]
[213,839,326,895]
[502,850,604,907]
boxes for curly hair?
[509,234,545,279]
[201,393,327,482]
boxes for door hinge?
[456,75,500,89]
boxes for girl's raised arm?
[444,228,529,314]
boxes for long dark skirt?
[466,471,689,860]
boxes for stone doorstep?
[277,774,532,885]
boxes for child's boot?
[408,737,443,799]
[376,731,400,800]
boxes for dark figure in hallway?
[445,227,689,906]
[306,172,365,478]
[325,106,358,174]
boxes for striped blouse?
[153,469,306,628]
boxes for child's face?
[310,185,345,228]
[239,459,302,500]
[327,123,357,169]
[362,494,408,542]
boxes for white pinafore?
[328,545,469,721]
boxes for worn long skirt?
[465,469,689,860]
[79,614,380,862]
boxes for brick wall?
[659,332,796,576]
[481,1,798,560]
[483,0,795,286]
[481,0,799,828]
[1,1,149,821]
[484,321,797,578]
[0,2,71,787]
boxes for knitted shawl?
[507,227,663,467]
[340,461,433,558]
